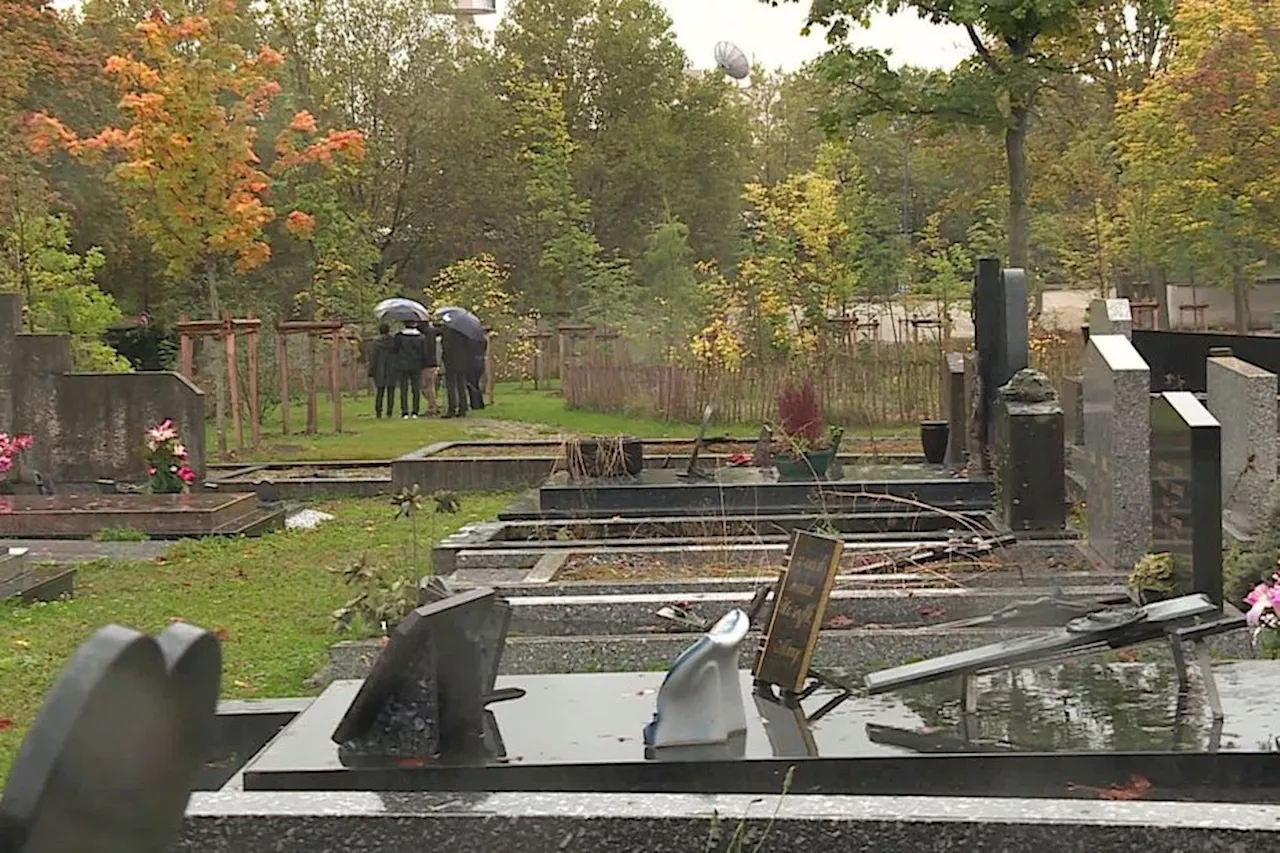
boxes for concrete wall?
[51,373,205,483]
[0,293,206,484]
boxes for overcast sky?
[475,0,974,72]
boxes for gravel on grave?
[433,437,922,458]
[556,543,1093,582]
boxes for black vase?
[920,420,949,465]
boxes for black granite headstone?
[1150,392,1223,607]
[0,623,221,853]
[943,352,967,466]
[971,260,1029,468]
[333,588,512,761]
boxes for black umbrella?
[435,306,486,341]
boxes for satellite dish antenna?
[714,41,750,81]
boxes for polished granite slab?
[242,663,1280,800]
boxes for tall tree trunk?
[206,265,227,457]
[1232,262,1251,333]
[1005,104,1037,314]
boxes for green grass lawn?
[214,380,913,463]
[0,493,510,779]
[213,381,707,462]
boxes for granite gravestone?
[970,261,1029,471]
[0,622,221,853]
[333,588,512,762]
[1082,334,1151,571]
[1150,392,1223,607]
[753,531,843,694]
[942,352,967,466]
[1206,355,1277,535]
[992,370,1065,531]
[1088,298,1133,338]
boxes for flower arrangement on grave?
[0,433,34,481]
[774,379,842,480]
[144,419,196,494]
[1245,570,1280,659]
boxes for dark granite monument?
[1150,392,1223,608]
[0,622,221,853]
[970,260,1029,472]
[332,588,514,762]
[943,352,967,466]
[992,369,1065,531]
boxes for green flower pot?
[775,447,835,481]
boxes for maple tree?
[30,0,363,450]
[1117,0,1280,331]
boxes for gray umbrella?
[374,297,430,323]
[435,306,486,341]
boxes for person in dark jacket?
[392,320,430,418]
[368,323,395,419]
[419,321,441,416]
[465,335,487,411]
[441,325,471,418]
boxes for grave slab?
[0,493,284,539]
[533,467,994,518]
[245,659,1280,797]
[1082,335,1151,570]
[181,790,1280,853]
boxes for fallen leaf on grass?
[168,616,185,624]
[154,556,168,565]
[1115,648,1141,663]
[232,680,251,690]
[0,718,13,732]
[12,639,28,649]
[213,627,230,642]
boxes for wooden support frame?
[276,319,345,436]
[176,312,263,455]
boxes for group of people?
[367,319,487,419]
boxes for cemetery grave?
[3,262,1278,853]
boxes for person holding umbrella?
[436,306,485,418]
[374,298,432,418]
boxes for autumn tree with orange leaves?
[31,0,364,452]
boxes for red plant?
[777,379,824,448]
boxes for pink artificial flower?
[1245,581,1280,627]
[176,465,196,484]
[0,458,12,475]
[148,466,158,476]
[13,434,33,451]
[173,443,187,459]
